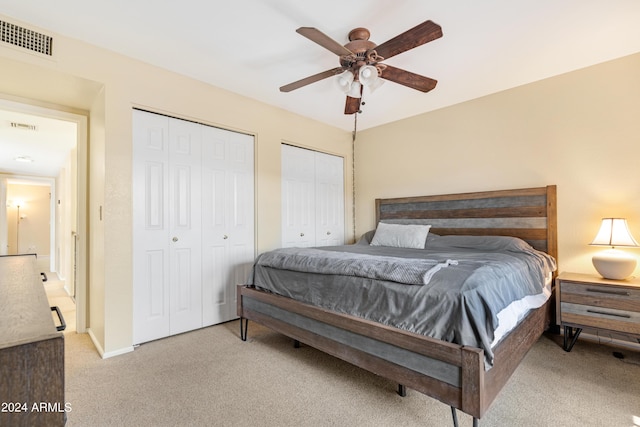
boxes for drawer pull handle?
[51,306,67,331]
[586,309,631,319]
[586,287,630,296]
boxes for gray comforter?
[249,235,556,368]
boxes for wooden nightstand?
[555,272,640,352]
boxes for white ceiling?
[1,0,640,177]
[0,107,76,178]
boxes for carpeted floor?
[61,320,640,427]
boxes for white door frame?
[0,97,88,333]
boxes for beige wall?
[355,52,640,277]
[5,183,50,255]
[0,17,353,356]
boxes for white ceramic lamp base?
[592,249,637,280]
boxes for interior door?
[133,111,171,343]
[133,110,203,343]
[167,118,203,335]
[281,144,345,248]
[281,145,315,248]
[315,152,345,246]
[201,126,254,325]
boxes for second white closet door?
[315,150,345,247]
[132,111,202,343]
[201,126,254,326]
[282,145,316,247]
[167,118,203,336]
[281,144,344,248]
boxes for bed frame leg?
[451,407,458,427]
[397,384,406,397]
[293,340,300,348]
[240,317,249,341]
[450,407,478,427]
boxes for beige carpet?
[62,320,640,427]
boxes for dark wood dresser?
[0,254,66,426]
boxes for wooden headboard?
[375,185,558,261]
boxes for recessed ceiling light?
[14,156,34,163]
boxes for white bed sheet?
[491,271,552,348]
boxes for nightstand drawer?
[561,282,640,312]
[561,302,640,335]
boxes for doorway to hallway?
[0,98,86,333]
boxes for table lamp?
[590,218,639,280]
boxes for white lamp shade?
[590,218,639,247]
[347,81,362,98]
[359,65,378,85]
[366,77,385,93]
[590,218,639,280]
[335,70,354,93]
[358,65,385,93]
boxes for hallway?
[40,257,76,334]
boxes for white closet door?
[315,152,345,246]
[134,110,254,342]
[167,118,203,335]
[281,145,315,248]
[201,126,254,325]
[133,111,171,343]
[281,144,345,248]
[133,111,203,343]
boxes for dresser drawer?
[560,282,640,312]
[561,301,640,335]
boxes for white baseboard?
[86,328,104,356]
[86,328,134,359]
[102,346,135,359]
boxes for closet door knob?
[223,235,229,240]
[300,233,305,237]
[326,231,331,235]
[172,237,179,242]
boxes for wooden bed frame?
[237,185,557,425]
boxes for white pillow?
[370,223,431,249]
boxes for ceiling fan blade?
[280,67,344,92]
[344,96,361,115]
[297,27,354,56]
[380,65,437,92]
[373,20,442,60]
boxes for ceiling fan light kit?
[346,81,362,99]
[336,70,355,93]
[357,65,384,93]
[280,20,443,114]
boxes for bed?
[237,185,558,426]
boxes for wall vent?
[0,19,53,56]
[11,122,38,131]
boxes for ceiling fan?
[279,20,443,115]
